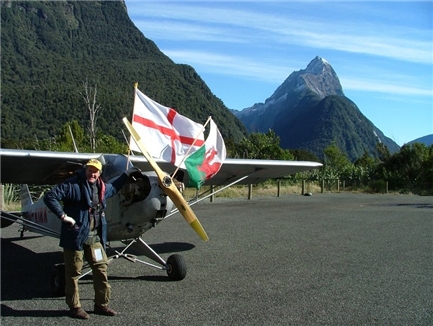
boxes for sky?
[124,0,432,146]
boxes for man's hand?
[61,214,76,226]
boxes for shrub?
[367,180,387,194]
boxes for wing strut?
[165,174,251,219]
[0,211,60,238]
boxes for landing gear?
[107,237,188,281]
[51,263,66,297]
[49,238,188,294]
[166,254,186,281]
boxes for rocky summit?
[234,56,399,161]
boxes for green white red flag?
[184,119,227,189]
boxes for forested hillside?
[274,95,397,161]
[1,0,248,148]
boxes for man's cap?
[86,159,102,171]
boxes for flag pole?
[126,82,139,169]
[172,116,212,178]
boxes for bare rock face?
[235,56,344,134]
[234,56,400,161]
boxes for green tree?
[419,145,433,192]
[289,149,320,162]
[376,143,391,162]
[375,143,432,193]
[54,120,87,152]
[96,133,128,154]
[236,129,294,160]
[319,142,353,189]
[352,151,377,186]
[323,142,351,174]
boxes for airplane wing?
[127,156,322,185]
[0,149,102,185]
[0,148,322,185]
[199,158,322,185]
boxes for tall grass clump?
[3,184,20,210]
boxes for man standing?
[44,159,139,319]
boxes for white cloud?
[127,2,432,64]
[163,50,291,83]
[341,78,433,96]
[125,1,432,104]
[134,20,248,44]
[164,48,432,98]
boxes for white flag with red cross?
[130,88,205,167]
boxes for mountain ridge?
[408,134,433,146]
[235,56,400,161]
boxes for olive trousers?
[63,242,111,309]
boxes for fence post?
[302,180,305,195]
[248,184,253,200]
[277,180,281,197]
[321,180,325,193]
[210,185,215,202]
[0,184,4,210]
[386,181,389,194]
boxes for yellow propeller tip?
[190,219,209,241]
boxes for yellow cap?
[86,159,102,171]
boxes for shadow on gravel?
[1,238,63,301]
[396,203,433,209]
[108,274,170,282]
[0,304,66,317]
[149,242,195,253]
[1,237,195,301]
[108,241,195,255]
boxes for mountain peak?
[305,56,330,74]
[234,56,400,160]
[265,56,344,106]
[299,56,344,98]
[234,56,346,134]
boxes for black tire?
[50,264,66,297]
[166,254,187,281]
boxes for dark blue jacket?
[44,168,129,250]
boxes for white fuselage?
[24,172,174,241]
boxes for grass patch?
[183,181,322,200]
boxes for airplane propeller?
[122,117,209,241]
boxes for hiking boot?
[94,305,117,316]
[69,307,89,319]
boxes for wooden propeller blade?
[123,118,209,241]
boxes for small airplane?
[1,119,322,296]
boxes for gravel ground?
[1,193,432,325]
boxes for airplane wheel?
[166,254,187,281]
[51,264,66,297]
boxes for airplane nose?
[143,181,173,219]
[120,174,152,206]
[119,173,174,220]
